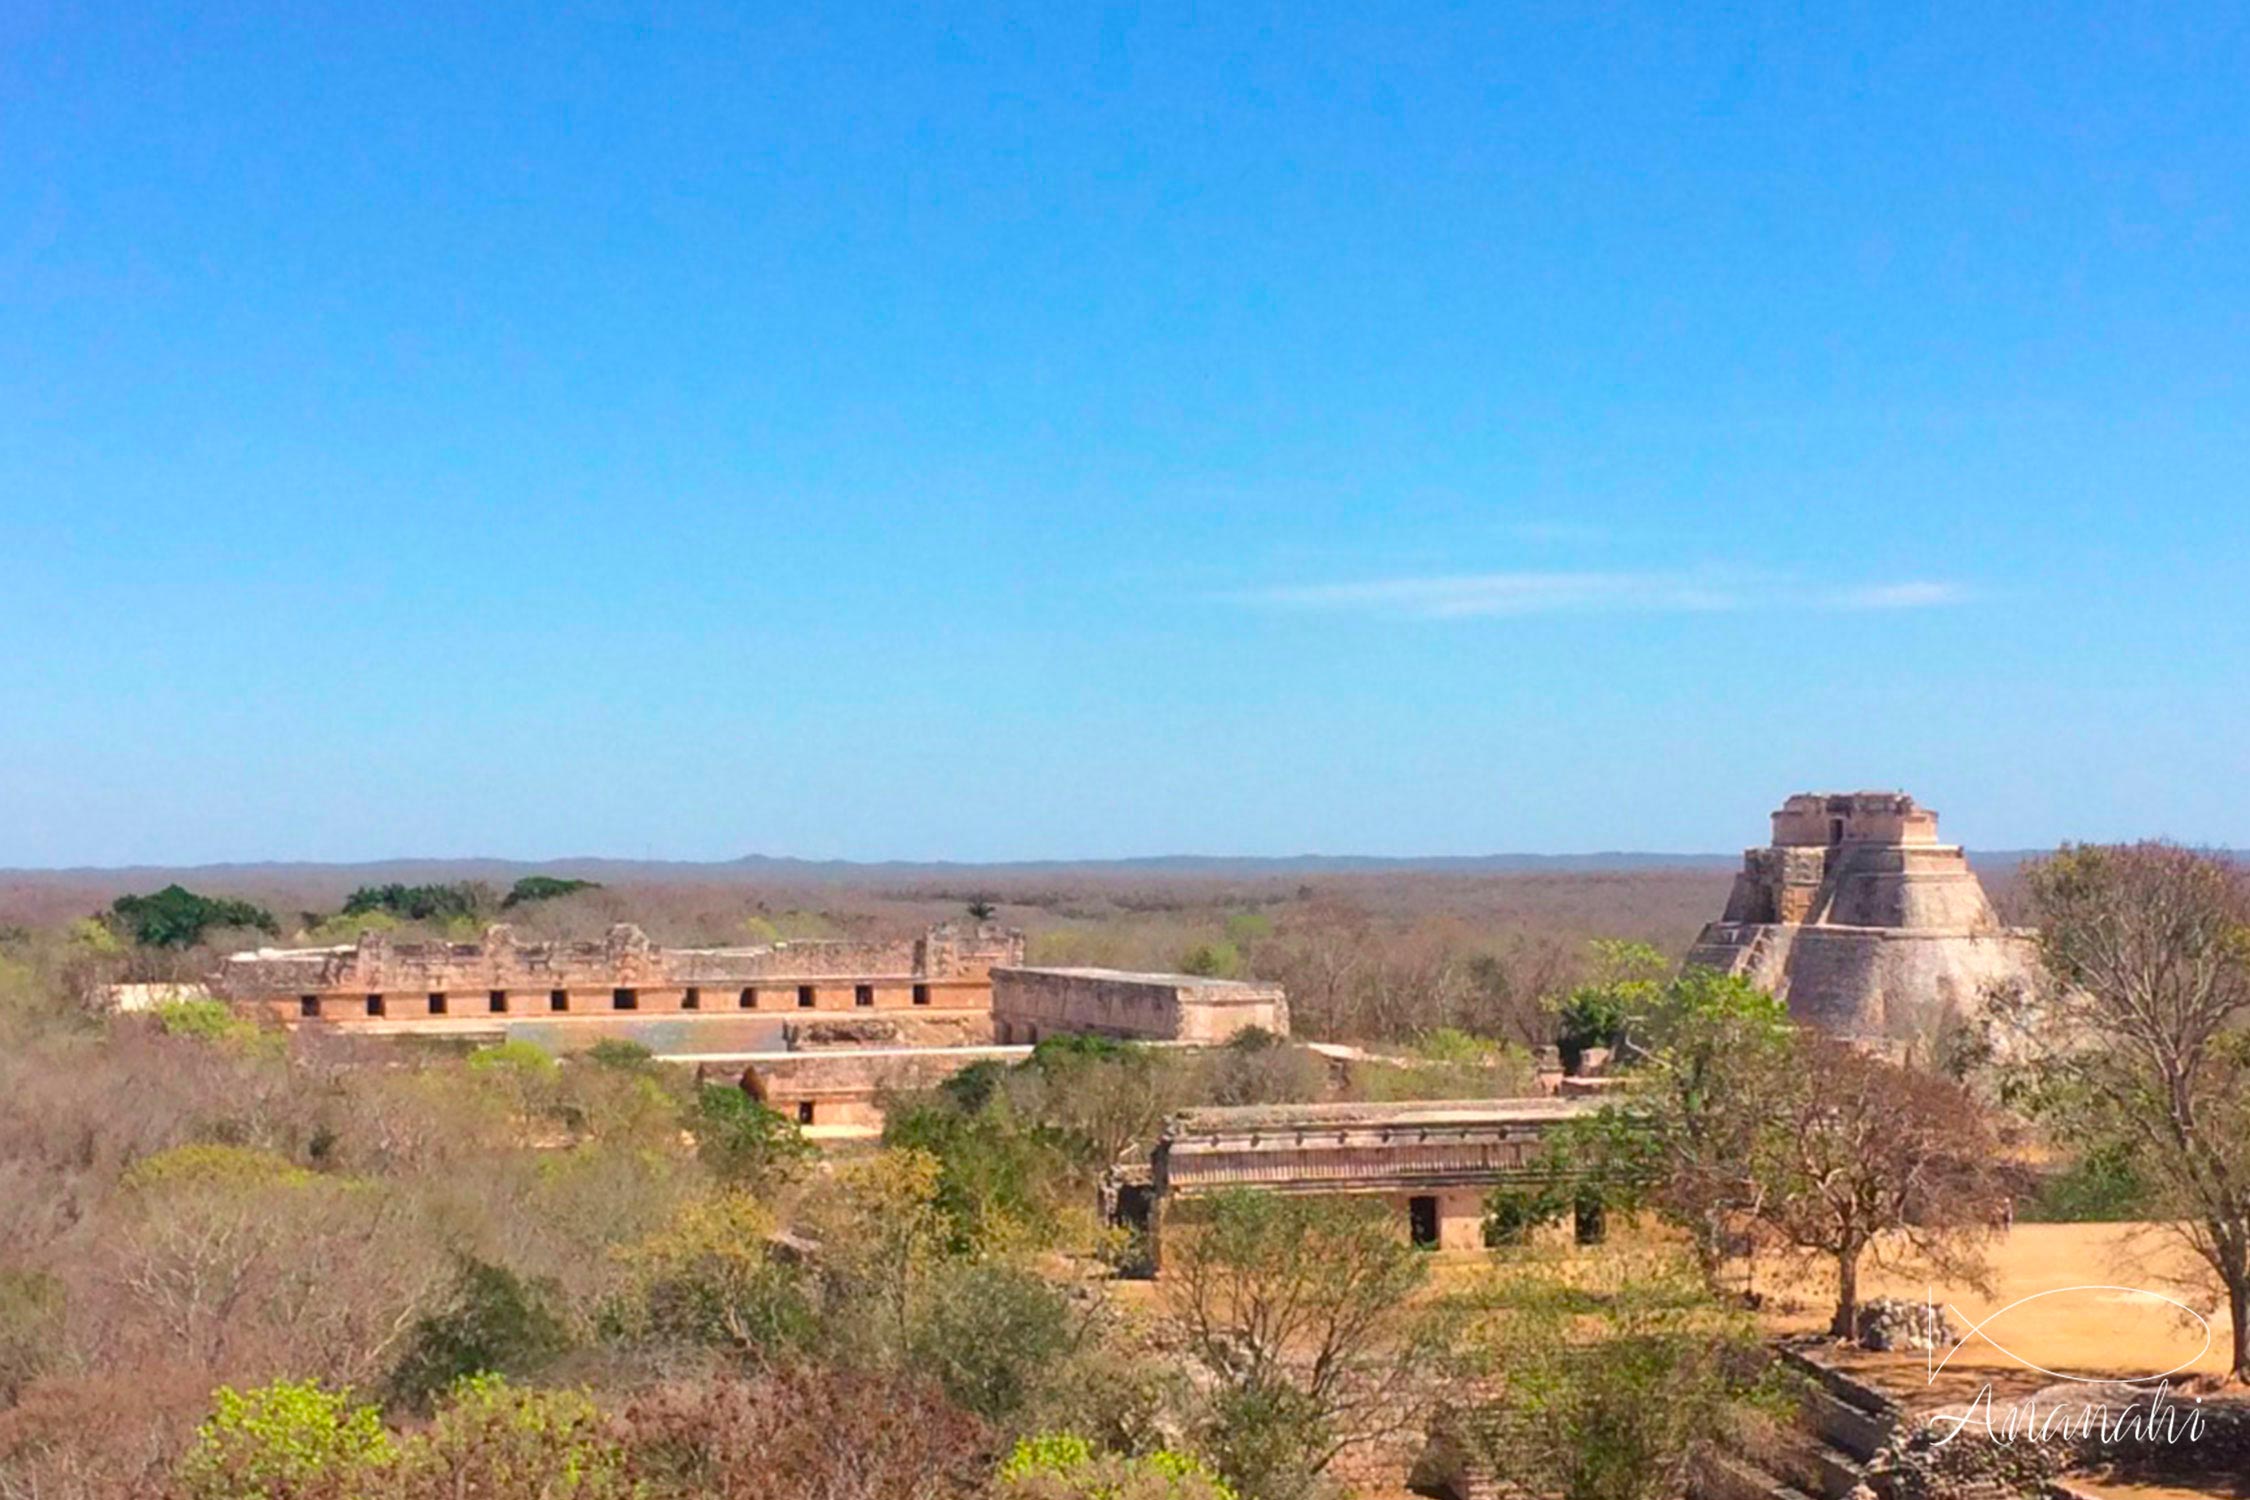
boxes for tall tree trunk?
[2231,1276,2249,1384]
[1831,1250,1860,1340]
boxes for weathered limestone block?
[990,966,1289,1044]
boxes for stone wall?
[220,922,1023,1030]
[740,1044,1032,1137]
[989,966,1288,1044]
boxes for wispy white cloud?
[1820,580,1968,610]
[1229,570,1969,620]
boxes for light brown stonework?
[1142,1098,1598,1263]
[737,1044,1032,1138]
[1685,793,2038,1041]
[218,921,1023,1034]
[990,966,1289,1045]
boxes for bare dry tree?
[1763,1035,2014,1338]
[2005,842,2250,1381]
[1163,1190,1442,1488]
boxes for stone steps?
[1768,1426,1875,1500]
[1798,1383,1895,1465]
[1694,1449,1822,1500]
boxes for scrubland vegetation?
[6,864,1733,1049]
[0,846,2242,1498]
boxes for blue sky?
[3,2,2246,864]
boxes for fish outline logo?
[1925,1284,2214,1387]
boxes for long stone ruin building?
[1130,1098,1599,1263]
[219,921,1024,1048]
[1685,791,2037,1039]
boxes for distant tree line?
[106,886,278,950]
[342,878,604,923]
[93,877,607,955]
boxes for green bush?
[501,877,602,909]
[2018,1141,2153,1222]
[388,1259,571,1407]
[0,1269,63,1402]
[175,1379,393,1500]
[468,1039,560,1078]
[1178,942,1242,979]
[151,997,263,1045]
[399,1375,632,1498]
[1000,1432,1238,1499]
[1222,913,1274,945]
[585,1038,656,1071]
[910,1260,1073,1422]
[882,1096,1074,1253]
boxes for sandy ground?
[1756,1224,2243,1498]
[1124,1221,2234,1395]
[1752,1222,2233,1403]
[1116,1221,2243,1495]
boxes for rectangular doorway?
[1408,1196,1440,1249]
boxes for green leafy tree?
[501,876,603,909]
[1550,939,1668,1068]
[340,883,490,924]
[151,996,268,1048]
[1535,969,1794,1285]
[606,1192,813,1355]
[1179,942,1242,979]
[795,1149,953,1357]
[882,1096,1074,1254]
[1193,1029,1331,1107]
[1534,972,2008,1331]
[909,1260,1075,1423]
[692,1083,813,1190]
[1013,1035,1184,1169]
[1222,912,1274,946]
[67,915,123,955]
[0,1269,64,1403]
[468,1039,562,1129]
[585,1038,656,1071]
[109,885,278,948]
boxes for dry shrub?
[611,1363,989,1500]
[0,1367,211,1500]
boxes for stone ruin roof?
[1003,966,1283,993]
[1153,1096,1601,1197]
[1166,1097,1597,1133]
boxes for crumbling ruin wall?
[741,1045,1032,1134]
[990,966,1289,1044]
[219,921,1024,1028]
